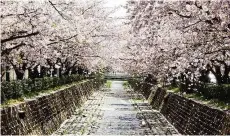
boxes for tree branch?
[47,34,78,45]
[1,31,39,44]
[183,20,202,29]
[48,1,68,20]
[77,55,102,58]
[1,42,26,56]
[81,1,103,15]
[205,46,230,55]
[168,8,191,18]
[92,34,116,37]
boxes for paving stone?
[52,81,179,135]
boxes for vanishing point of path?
[52,81,179,135]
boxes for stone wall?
[161,93,230,135]
[148,87,167,110]
[1,79,104,135]
[146,87,230,135]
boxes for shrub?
[52,77,59,87]
[33,78,43,92]
[1,81,24,103]
[42,77,53,90]
[1,74,85,103]
[123,81,129,89]
[21,79,33,95]
[197,84,230,103]
[59,76,65,85]
[1,81,12,102]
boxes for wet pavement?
[52,81,179,135]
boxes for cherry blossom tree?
[1,0,229,87]
[1,0,122,79]
[125,0,230,89]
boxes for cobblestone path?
[52,81,179,135]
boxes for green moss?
[0,97,24,107]
[171,87,180,93]
[106,80,112,88]
[123,81,129,89]
[132,98,144,103]
[62,130,68,135]
[166,86,180,94]
[80,127,86,135]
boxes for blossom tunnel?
[1,0,230,135]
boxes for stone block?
[1,79,103,135]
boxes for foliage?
[0,98,25,108]
[167,81,230,103]
[166,82,230,108]
[1,0,229,102]
[167,86,180,93]
[132,77,230,109]
[1,0,125,79]
[128,78,153,98]
[106,80,112,88]
[197,84,230,103]
[184,93,230,110]
[128,79,141,92]
[124,0,230,90]
[1,74,84,103]
[123,81,129,89]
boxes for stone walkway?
[52,81,179,135]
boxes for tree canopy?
[1,0,230,85]
[123,0,230,85]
